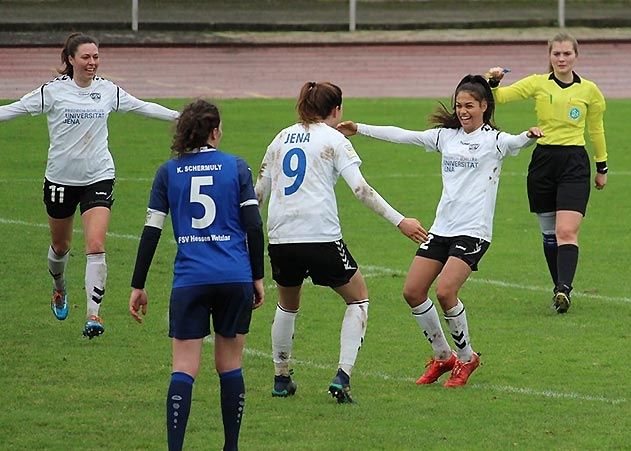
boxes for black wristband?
[596,161,608,174]
[488,78,500,88]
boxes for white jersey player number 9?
[283,147,306,196]
[190,176,216,229]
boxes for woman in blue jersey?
[0,32,179,338]
[256,81,426,404]
[487,32,608,314]
[337,75,542,387]
[128,99,264,451]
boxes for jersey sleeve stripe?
[240,199,259,208]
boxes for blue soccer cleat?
[82,315,105,339]
[328,368,354,404]
[272,374,297,397]
[50,288,69,321]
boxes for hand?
[526,127,544,139]
[129,288,148,323]
[397,218,428,243]
[252,279,265,309]
[336,120,358,137]
[595,172,607,190]
[486,66,507,81]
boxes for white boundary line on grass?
[3,216,631,306]
[2,216,631,306]
[2,215,626,406]
[212,343,626,406]
[361,265,631,305]
[2,170,631,184]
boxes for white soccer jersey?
[0,76,178,186]
[357,123,534,242]
[259,122,361,244]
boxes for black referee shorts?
[526,144,590,215]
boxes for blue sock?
[166,372,194,451]
[219,368,245,451]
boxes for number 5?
[190,176,216,229]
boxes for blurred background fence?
[1,0,630,32]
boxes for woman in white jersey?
[255,81,427,403]
[0,33,179,338]
[337,75,542,387]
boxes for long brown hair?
[547,32,579,73]
[171,99,221,157]
[429,74,497,130]
[58,32,99,79]
[296,81,342,125]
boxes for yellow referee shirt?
[492,73,607,162]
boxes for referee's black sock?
[557,244,579,294]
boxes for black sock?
[219,368,245,451]
[166,372,194,451]
[542,233,558,287]
[557,244,579,293]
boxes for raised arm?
[340,163,427,243]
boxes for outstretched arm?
[117,88,179,120]
[340,164,427,243]
[0,101,29,121]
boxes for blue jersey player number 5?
[190,176,216,228]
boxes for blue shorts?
[169,283,253,339]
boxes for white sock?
[338,300,369,377]
[48,246,69,291]
[272,304,298,376]
[85,253,107,318]
[444,299,474,362]
[411,298,452,361]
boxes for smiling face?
[455,90,487,133]
[68,43,99,87]
[549,40,577,80]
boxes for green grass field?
[1,97,630,450]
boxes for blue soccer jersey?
[148,148,258,287]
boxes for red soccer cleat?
[443,353,480,387]
[416,352,457,385]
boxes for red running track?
[1,44,629,99]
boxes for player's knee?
[403,285,426,307]
[555,225,578,242]
[435,286,457,306]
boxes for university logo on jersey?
[568,107,580,120]
[459,140,480,153]
[90,92,101,103]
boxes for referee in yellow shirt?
[487,32,608,314]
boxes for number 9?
[283,147,306,196]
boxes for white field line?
[361,264,631,305]
[2,170,631,184]
[2,217,630,305]
[200,339,626,406]
[3,215,626,406]
[3,217,631,305]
